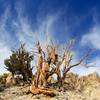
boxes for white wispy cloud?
[14,1,59,50]
[0,6,13,74]
[0,42,11,75]
[76,25,100,76]
[0,1,60,74]
[0,1,100,76]
[81,26,100,50]
[0,6,11,44]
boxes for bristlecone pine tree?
[30,40,93,96]
[4,44,34,82]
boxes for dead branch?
[69,50,92,69]
[62,50,93,81]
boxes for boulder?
[91,86,100,100]
[6,73,16,87]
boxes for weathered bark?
[34,42,44,87]
[31,41,92,95]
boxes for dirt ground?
[0,84,100,100]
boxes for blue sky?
[0,0,100,75]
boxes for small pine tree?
[4,44,34,82]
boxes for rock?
[6,73,16,87]
[0,86,4,92]
[0,97,4,100]
[91,86,100,100]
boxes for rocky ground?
[0,83,100,100]
[0,72,100,100]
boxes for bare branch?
[67,50,93,70]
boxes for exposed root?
[30,85,56,97]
